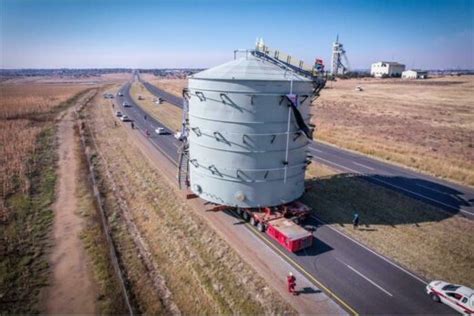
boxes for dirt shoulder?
[42,98,98,313]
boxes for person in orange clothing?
[287,272,296,295]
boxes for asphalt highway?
[138,75,474,219]
[115,81,453,314]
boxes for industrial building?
[371,61,406,77]
[402,69,428,79]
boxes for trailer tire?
[250,217,257,226]
[242,211,250,222]
[236,208,243,216]
[257,222,265,232]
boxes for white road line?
[415,183,448,195]
[345,264,393,297]
[311,215,429,285]
[310,147,323,153]
[353,161,375,171]
[312,156,472,216]
[313,156,359,173]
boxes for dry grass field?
[315,76,474,186]
[305,163,474,287]
[0,83,90,211]
[0,82,96,312]
[129,81,183,132]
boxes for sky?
[1,0,473,69]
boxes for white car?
[118,92,124,97]
[155,127,166,135]
[120,115,129,122]
[426,280,474,315]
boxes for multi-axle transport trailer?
[233,201,313,252]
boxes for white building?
[371,61,406,77]
[402,69,428,79]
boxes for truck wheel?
[250,217,257,226]
[242,211,250,222]
[430,293,440,303]
[257,222,266,232]
[236,208,243,216]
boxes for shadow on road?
[302,173,469,227]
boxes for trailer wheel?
[242,211,250,222]
[257,222,266,232]
[250,217,257,226]
[236,208,243,216]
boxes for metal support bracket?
[208,165,222,177]
[214,131,230,145]
[191,127,202,136]
[195,91,206,101]
[182,88,191,100]
[190,159,199,167]
[220,93,233,105]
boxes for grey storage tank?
[187,53,315,208]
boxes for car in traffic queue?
[426,280,474,315]
[115,111,122,117]
[155,127,166,135]
[120,115,129,122]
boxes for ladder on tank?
[177,89,191,189]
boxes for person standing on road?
[131,122,135,129]
[353,213,360,229]
[144,114,147,120]
[287,272,297,295]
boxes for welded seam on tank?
[188,113,311,125]
[190,168,305,183]
[190,141,308,153]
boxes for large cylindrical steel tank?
[187,54,313,208]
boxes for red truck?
[235,201,313,252]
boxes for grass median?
[304,163,474,287]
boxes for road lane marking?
[352,161,375,171]
[310,147,323,153]
[345,264,393,297]
[415,183,448,195]
[312,155,359,173]
[237,213,358,316]
[310,215,428,285]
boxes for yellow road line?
[244,220,359,316]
